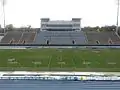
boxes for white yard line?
[71,58,76,70]
[48,56,52,69]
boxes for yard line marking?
[48,56,52,70]
[71,56,76,70]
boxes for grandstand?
[1,18,120,45]
[85,31,120,45]
[34,18,86,45]
[19,32,36,44]
[1,31,36,44]
[1,31,22,44]
[34,31,87,44]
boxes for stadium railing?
[0,44,120,46]
[0,44,120,49]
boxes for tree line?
[82,25,117,32]
[0,24,120,32]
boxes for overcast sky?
[0,0,119,28]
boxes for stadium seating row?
[0,31,36,44]
[34,31,87,44]
[1,30,120,45]
[86,31,120,44]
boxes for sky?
[0,0,119,28]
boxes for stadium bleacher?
[1,30,120,45]
[85,31,120,45]
[34,31,87,44]
[0,31,36,44]
[1,18,120,45]
[19,32,36,44]
[1,31,22,44]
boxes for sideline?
[0,71,120,80]
[0,71,120,76]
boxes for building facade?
[40,18,81,31]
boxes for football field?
[0,48,120,72]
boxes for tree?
[82,26,93,31]
[100,25,116,32]
[117,27,120,35]
[20,25,32,32]
[5,24,14,31]
[27,25,31,29]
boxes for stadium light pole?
[3,0,6,33]
[116,0,120,33]
[1,0,6,33]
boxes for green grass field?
[0,48,120,72]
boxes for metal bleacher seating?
[85,31,120,45]
[1,30,120,45]
[19,32,36,44]
[1,31,22,44]
[1,31,36,44]
[34,31,87,45]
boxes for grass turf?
[0,48,120,72]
